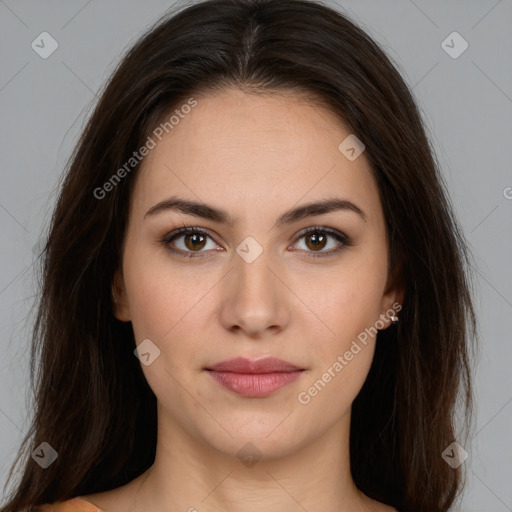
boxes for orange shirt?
[36,497,103,512]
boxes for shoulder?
[36,497,103,512]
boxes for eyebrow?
[144,196,367,226]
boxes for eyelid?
[289,226,351,257]
[160,226,221,258]
[161,225,351,258]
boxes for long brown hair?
[1,1,477,511]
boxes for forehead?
[131,88,382,225]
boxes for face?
[113,88,402,461]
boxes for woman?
[1,0,477,511]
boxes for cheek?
[291,250,386,413]
[290,253,388,348]
[123,243,204,342]
[122,255,209,420]
[294,268,383,415]
[121,253,214,412]
[296,340,375,431]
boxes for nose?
[218,245,290,338]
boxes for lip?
[206,357,303,373]
[205,357,305,398]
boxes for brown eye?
[162,227,218,258]
[292,227,351,258]
[183,232,207,251]
[304,232,328,251]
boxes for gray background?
[1,0,511,509]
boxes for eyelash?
[160,226,351,260]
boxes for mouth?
[204,357,305,398]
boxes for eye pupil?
[185,233,206,250]
[306,232,327,250]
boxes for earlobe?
[378,295,403,331]
[379,262,405,330]
[376,295,403,331]
[111,269,131,322]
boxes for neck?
[134,404,371,512]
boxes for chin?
[196,419,312,464]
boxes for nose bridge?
[235,242,274,295]
[219,236,289,335]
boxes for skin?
[84,88,402,512]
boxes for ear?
[112,269,131,322]
[378,258,405,330]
